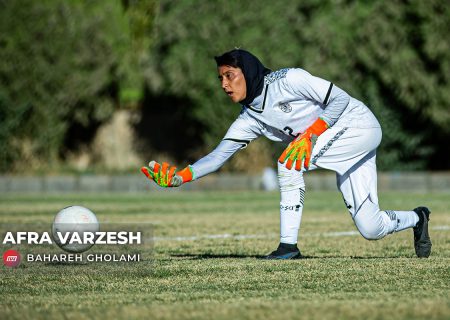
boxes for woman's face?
[217,65,246,103]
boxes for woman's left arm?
[286,68,350,127]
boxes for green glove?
[141,161,193,187]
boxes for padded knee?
[354,200,393,240]
[355,217,385,240]
[277,161,305,192]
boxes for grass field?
[1,191,449,320]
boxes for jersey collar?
[245,84,269,114]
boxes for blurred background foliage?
[0,0,449,173]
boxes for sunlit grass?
[1,191,449,319]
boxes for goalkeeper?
[142,49,431,259]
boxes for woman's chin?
[233,96,246,104]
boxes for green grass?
[1,191,449,320]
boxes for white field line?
[152,226,449,242]
[153,233,277,242]
[432,225,450,230]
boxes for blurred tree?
[120,0,157,107]
[146,0,450,170]
[0,0,134,171]
[0,91,30,171]
[1,0,448,172]
[298,0,450,169]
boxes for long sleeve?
[286,68,350,127]
[320,84,350,127]
[190,140,247,179]
[190,109,263,179]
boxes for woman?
[142,49,431,259]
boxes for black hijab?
[215,49,271,106]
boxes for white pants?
[277,126,417,243]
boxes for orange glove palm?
[278,118,329,171]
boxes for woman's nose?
[221,79,229,89]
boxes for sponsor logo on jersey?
[278,102,292,113]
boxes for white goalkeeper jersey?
[190,68,380,179]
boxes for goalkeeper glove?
[141,161,193,187]
[278,118,329,171]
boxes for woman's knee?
[354,206,390,240]
[356,221,385,240]
[277,162,305,191]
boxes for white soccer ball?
[52,206,99,253]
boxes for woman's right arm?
[190,110,263,180]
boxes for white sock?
[280,188,305,244]
[383,210,420,234]
[391,210,419,232]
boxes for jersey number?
[283,126,299,138]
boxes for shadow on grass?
[170,253,412,260]
[45,261,89,266]
[170,253,266,260]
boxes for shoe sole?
[264,251,302,260]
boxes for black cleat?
[265,243,302,260]
[413,207,432,258]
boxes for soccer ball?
[52,206,99,253]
